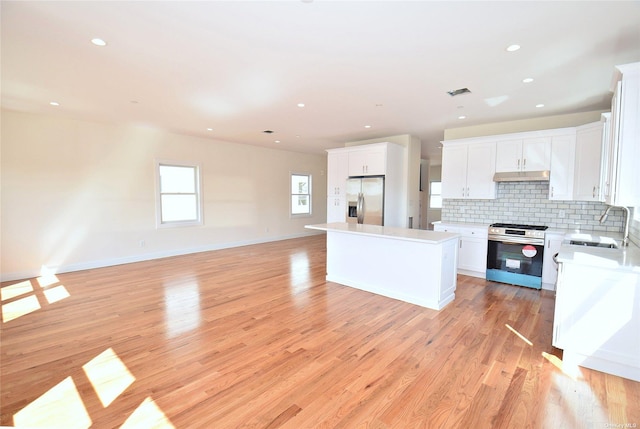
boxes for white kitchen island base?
[306,223,460,310]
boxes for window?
[291,173,311,216]
[429,181,442,209]
[156,162,202,227]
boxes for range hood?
[492,170,550,182]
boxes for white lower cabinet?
[326,196,346,222]
[553,261,640,381]
[433,223,487,278]
[541,232,564,290]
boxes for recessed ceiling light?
[49,101,60,106]
[536,104,545,108]
[522,78,534,83]
[458,115,467,120]
[297,103,305,108]
[91,38,107,47]
[506,44,521,52]
[274,140,281,143]
[207,128,213,131]
[364,125,372,129]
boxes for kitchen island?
[305,222,460,310]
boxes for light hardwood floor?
[1,234,638,428]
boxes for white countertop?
[432,221,490,229]
[556,233,640,273]
[305,222,460,244]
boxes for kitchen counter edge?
[305,223,460,244]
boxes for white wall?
[0,110,327,281]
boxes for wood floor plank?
[2,234,639,428]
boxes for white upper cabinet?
[442,141,496,199]
[603,62,640,207]
[496,137,551,172]
[347,146,386,176]
[573,121,604,201]
[549,133,576,200]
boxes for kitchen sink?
[569,240,619,249]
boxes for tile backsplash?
[442,182,626,233]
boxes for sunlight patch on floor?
[1,280,33,301]
[14,347,175,427]
[120,397,176,429]
[505,323,533,346]
[2,295,41,322]
[13,376,91,429]
[82,347,136,407]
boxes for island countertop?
[305,222,459,244]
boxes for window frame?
[290,172,312,218]
[429,180,442,209]
[155,161,203,228]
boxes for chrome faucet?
[599,205,630,247]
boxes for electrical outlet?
[139,240,146,247]
[558,210,566,218]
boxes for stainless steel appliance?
[486,223,548,289]
[346,176,384,225]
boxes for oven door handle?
[489,237,544,246]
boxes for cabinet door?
[495,139,522,172]
[573,122,604,201]
[608,64,640,206]
[605,81,622,205]
[466,142,496,199]
[348,148,385,176]
[522,137,551,171]
[458,236,488,273]
[549,134,575,201]
[327,151,348,196]
[326,197,346,222]
[541,233,563,287]
[441,145,468,198]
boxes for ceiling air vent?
[447,88,471,97]
[262,130,274,134]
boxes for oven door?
[486,236,544,289]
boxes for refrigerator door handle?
[357,192,364,224]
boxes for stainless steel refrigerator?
[346,176,384,225]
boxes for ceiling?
[2,1,639,162]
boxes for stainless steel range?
[486,223,548,289]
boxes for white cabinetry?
[549,133,576,200]
[553,261,640,381]
[602,62,640,207]
[573,121,604,201]
[326,150,349,222]
[496,137,551,172]
[541,232,563,290]
[326,142,407,227]
[433,223,488,278]
[441,141,496,199]
[347,146,386,176]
